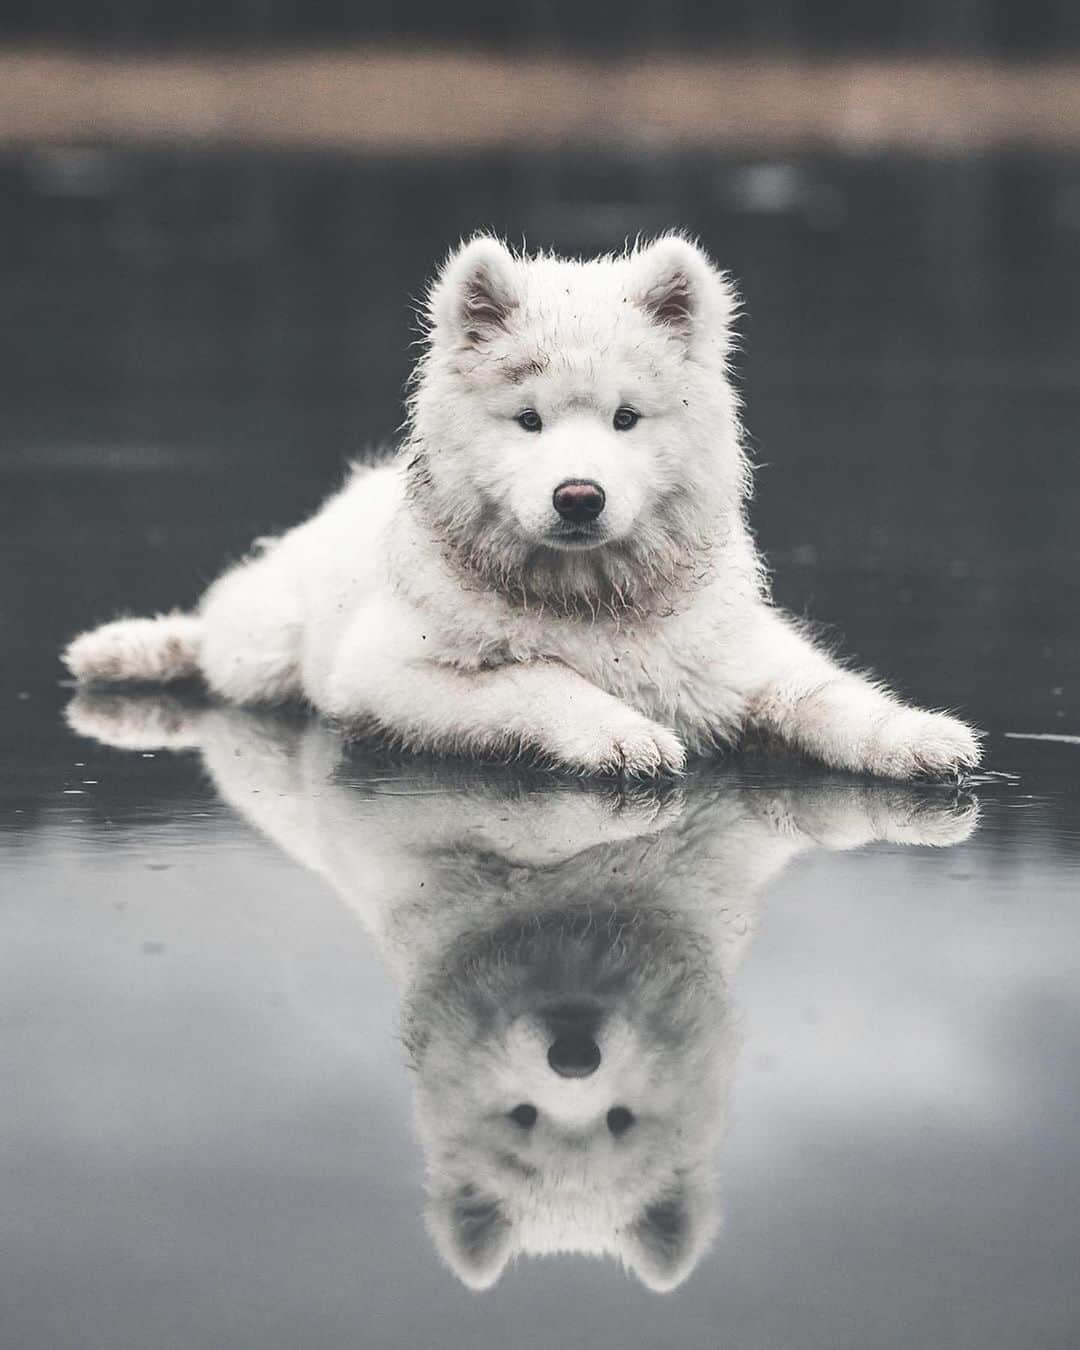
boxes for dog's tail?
[63,612,203,685]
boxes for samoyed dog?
[65,235,980,780]
[69,692,978,1290]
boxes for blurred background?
[1,3,1078,733]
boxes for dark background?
[3,144,1077,737]
[4,0,1080,55]
[1,7,1077,740]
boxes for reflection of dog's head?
[62,695,983,1292]
[406,234,750,612]
[408,902,733,1292]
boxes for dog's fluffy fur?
[65,234,981,780]
[66,693,978,1291]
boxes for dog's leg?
[198,549,305,705]
[740,611,981,780]
[325,652,686,777]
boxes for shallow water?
[2,147,1079,1349]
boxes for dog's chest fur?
[408,554,749,745]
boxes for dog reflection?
[68,693,977,1292]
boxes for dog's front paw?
[867,709,982,781]
[548,714,687,779]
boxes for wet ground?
[1,147,1079,1349]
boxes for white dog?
[67,692,978,1291]
[65,235,980,780]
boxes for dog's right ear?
[623,1176,717,1293]
[427,236,520,347]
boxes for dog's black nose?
[547,1033,602,1078]
[553,480,605,523]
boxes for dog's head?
[406,904,733,1292]
[407,235,747,611]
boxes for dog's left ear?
[428,235,520,348]
[426,1180,513,1291]
[629,235,737,350]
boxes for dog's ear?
[428,236,520,347]
[629,235,737,349]
[623,1181,712,1292]
[427,1180,513,1291]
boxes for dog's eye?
[606,1106,635,1136]
[613,407,639,431]
[508,1103,538,1129]
[516,409,543,433]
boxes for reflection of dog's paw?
[552,715,686,779]
[763,782,979,851]
[609,779,685,832]
[485,780,684,865]
[65,690,205,750]
[879,793,980,848]
[867,710,982,781]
